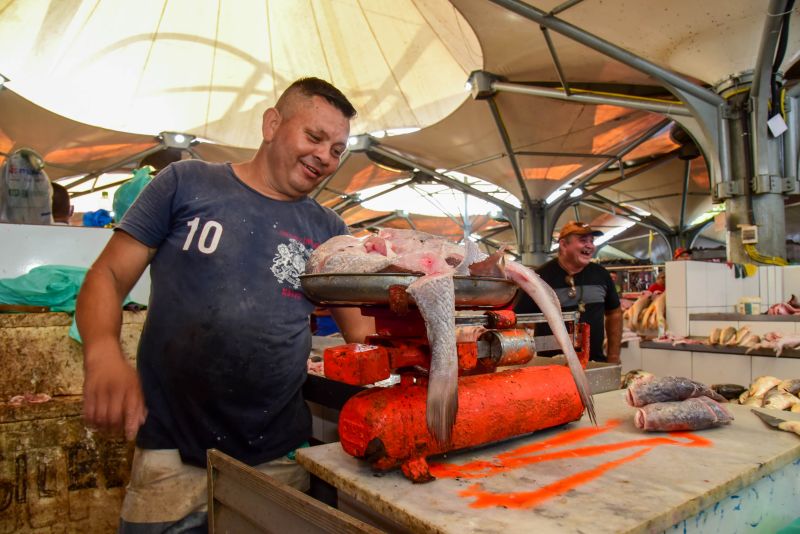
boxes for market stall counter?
[297,390,800,533]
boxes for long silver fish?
[503,261,596,425]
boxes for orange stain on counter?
[429,419,713,509]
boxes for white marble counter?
[298,390,800,533]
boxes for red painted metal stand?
[325,308,591,482]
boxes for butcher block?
[297,390,800,533]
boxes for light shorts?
[119,447,309,528]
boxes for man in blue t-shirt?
[515,221,622,364]
[76,78,374,532]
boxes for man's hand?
[83,344,146,441]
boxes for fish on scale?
[306,228,596,444]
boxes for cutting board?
[297,390,800,533]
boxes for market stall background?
[1,0,799,263]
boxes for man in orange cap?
[673,247,692,260]
[515,221,622,364]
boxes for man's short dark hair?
[51,182,72,222]
[279,77,357,119]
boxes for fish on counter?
[626,376,726,407]
[739,376,800,410]
[710,383,747,401]
[306,229,596,443]
[634,396,734,431]
[763,387,800,411]
[620,369,654,389]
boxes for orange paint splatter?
[429,419,713,509]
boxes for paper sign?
[768,114,788,137]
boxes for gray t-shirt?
[118,160,347,466]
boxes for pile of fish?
[655,327,800,357]
[622,291,666,334]
[306,228,595,443]
[624,375,733,431]
[766,295,800,315]
[737,376,800,412]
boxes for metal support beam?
[591,193,672,235]
[63,143,164,190]
[679,159,692,232]
[486,0,724,107]
[540,26,571,95]
[485,0,732,192]
[334,178,415,215]
[311,151,350,199]
[582,151,679,199]
[486,97,535,208]
[515,150,616,159]
[363,142,518,214]
[492,80,691,116]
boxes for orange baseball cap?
[673,247,690,259]
[558,220,603,240]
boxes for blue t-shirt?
[118,160,348,466]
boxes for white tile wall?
[620,339,642,374]
[666,261,687,309]
[692,351,751,386]
[667,307,690,337]
[741,271,761,301]
[784,266,800,296]
[751,356,800,381]
[740,321,794,337]
[704,262,728,307]
[686,261,709,308]
[641,348,692,378]
[725,274,744,307]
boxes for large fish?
[305,229,596,442]
[634,396,733,431]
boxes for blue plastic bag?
[83,209,113,227]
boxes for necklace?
[564,271,586,316]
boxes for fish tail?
[427,370,459,445]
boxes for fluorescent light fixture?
[545,189,567,204]
[594,221,635,246]
[569,188,583,198]
[0,73,8,88]
[160,131,196,149]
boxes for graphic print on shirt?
[271,238,310,290]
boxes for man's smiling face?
[264,95,350,199]
[559,233,596,269]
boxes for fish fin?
[425,367,459,445]
[455,239,481,276]
[406,274,459,444]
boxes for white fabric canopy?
[0,0,481,148]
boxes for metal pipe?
[679,159,692,232]
[311,151,349,199]
[583,152,679,199]
[579,200,664,234]
[487,98,534,207]
[487,0,724,107]
[62,144,164,190]
[493,81,692,116]
[750,0,790,177]
[549,0,584,15]
[540,26,571,96]
[368,145,518,213]
[515,150,616,159]
[557,119,672,200]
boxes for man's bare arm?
[76,231,155,440]
[604,307,623,364]
[330,307,375,343]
